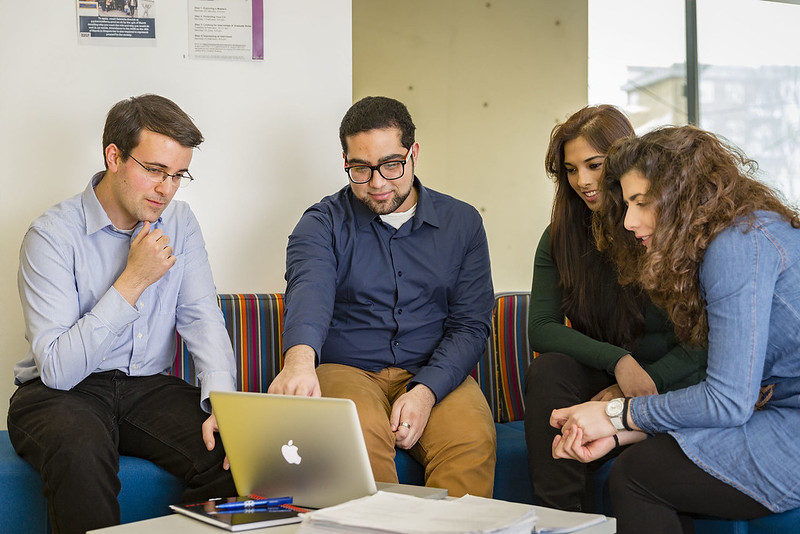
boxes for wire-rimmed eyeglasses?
[127,153,194,188]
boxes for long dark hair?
[596,125,800,345]
[546,105,644,348]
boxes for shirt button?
[137,333,143,339]
[398,271,403,277]
[397,309,403,315]
[137,302,144,308]
[393,340,400,346]
[132,364,138,370]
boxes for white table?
[89,482,614,533]
[89,507,616,533]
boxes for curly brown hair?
[595,125,800,346]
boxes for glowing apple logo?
[281,440,302,464]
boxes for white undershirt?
[112,226,134,236]
[380,204,417,229]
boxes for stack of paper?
[532,506,608,533]
[295,491,537,534]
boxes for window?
[697,0,800,201]
[588,1,686,129]
[590,0,800,202]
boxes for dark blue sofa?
[2,292,797,533]
[0,293,531,533]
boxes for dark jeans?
[7,371,236,534]
[611,433,772,534]
[524,352,621,512]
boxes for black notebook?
[170,497,307,531]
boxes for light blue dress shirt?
[631,212,800,513]
[15,173,237,411]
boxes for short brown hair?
[101,94,203,168]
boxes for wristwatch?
[605,398,626,431]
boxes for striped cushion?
[173,294,285,392]
[173,292,501,420]
[471,338,499,422]
[493,292,534,423]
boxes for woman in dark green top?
[523,105,706,512]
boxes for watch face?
[606,398,624,416]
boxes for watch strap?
[607,398,626,431]
[622,397,632,431]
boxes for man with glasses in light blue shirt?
[8,94,237,534]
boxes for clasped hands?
[550,401,619,463]
[550,401,649,463]
[550,355,653,463]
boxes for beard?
[360,184,413,215]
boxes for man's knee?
[16,418,116,472]
[426,378,496,453]
[317,365,396,455]
[9,391,116,472]
[317,365,391,425]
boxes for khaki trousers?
[316,364,496,498]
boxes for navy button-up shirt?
[282,178,493,402]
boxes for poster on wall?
[76,0,156,43]
[188,0,264,61]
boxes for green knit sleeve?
[639,302,708,391]
[528,226,630,372]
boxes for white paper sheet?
[296,492,537,534]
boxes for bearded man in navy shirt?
[269,96,496,497]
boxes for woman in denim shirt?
[549,125,800,533]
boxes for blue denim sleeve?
[633,224,779,432]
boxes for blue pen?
[215,496,293,510]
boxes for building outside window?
[590,0,800,203]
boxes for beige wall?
[0,1,352,429]
[353,0,588,292]
[0,1,588,428]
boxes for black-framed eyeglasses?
[344,145,413,184]
[126,153,194,188]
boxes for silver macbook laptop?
[210,391,378,509]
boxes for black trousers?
[524,352,621,512]
[7,371,236,534]
[611,434,772,534]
